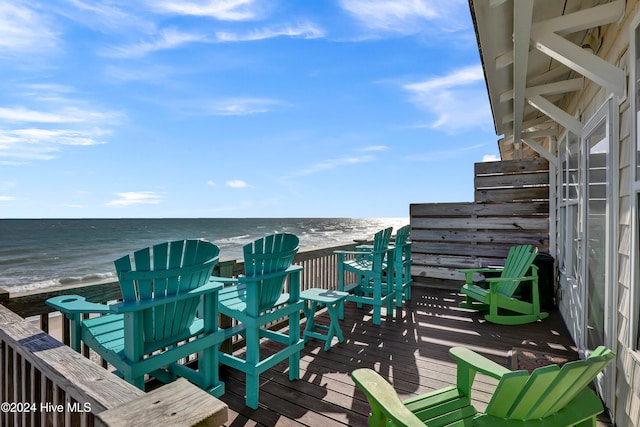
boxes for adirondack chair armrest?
[46,295,112,315]
[231,265,303,284]
[458,268,503,274]
[486,275,538,294]
[351,368,422,426]
[458,268,503,284]
[449,347,511,381]
[109,281,224,313]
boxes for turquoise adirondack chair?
[212,233,305,409]
[46,239,225,396]
[352,345,615,427]
[458,245,548,325]
[335,227,395,325]
[391,225,412,309]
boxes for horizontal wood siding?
[411,159,550,288]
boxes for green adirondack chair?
[46,239,225,396]
[458,245,548,325]
[211,233,305,409]
[335,227,395,325]
[352,345,615,427]
[391,225,412,308]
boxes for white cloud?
[0,106,117,124]
[402,65,492,133]
[3,128,109,147]
[339,0,468,35]
[362,145,388,152]
[57,0,153,33]
[207,180,216,186]
[104,27,209,58]
[0,85,125,162]
[216,22,325,42]
[205,98,282,116]
[106,192,164,207]
[227,180,251,188]
[291,154,375,178]
[0,196,16,201]
[0,2,59,55]
[148,0,267,21]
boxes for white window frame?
[631,13,640,352]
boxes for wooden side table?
[301,288,349,351]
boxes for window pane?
[568,133,580,200]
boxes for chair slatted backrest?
[496,245,538,297]
[486,346,615,420]
[243,233,299,313]
[394,225,410,247]
[114,239,220,345]
[372,227,393,252]
[367,227,393,272]
[394,225,411,260]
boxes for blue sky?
[0,0,499,219]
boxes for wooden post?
[0,288,9,304]
[95,378,228,427]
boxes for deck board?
[217,286,579,426]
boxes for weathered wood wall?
[410,159,550,287]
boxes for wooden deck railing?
[0,304,228,426]
[1,242,359,342]
[0,242,360,426]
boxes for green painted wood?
[213,233,305,409]
[352,346,614,427]
[458,245,548,324]
[46,239,225,396]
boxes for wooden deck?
[216,285,587,426]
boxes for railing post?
[0,288,9,304]
[95,378,227,427]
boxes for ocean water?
[0,217,408,293]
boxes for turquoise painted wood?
[300,288,349,351]
[458,245,548,325]
[352,345,614,427]
[391,225,412,309]
[46,240,226,396]
[211,233,305,409]
[335,227,395,325]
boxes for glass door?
[580,99,615,404]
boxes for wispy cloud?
[0,2,59,56]
[148,0,268,21]
[207,180,216,186]
[362,145,388,152]
[216,22,325,42]
[104,28,209,58]
[402,65,492,133]
[0,196,16,201]
[290,154,375,178]
[106,192,164,207]
[0,106,117,124]
[339,0,469,35]
[0,85,125,162]
[205,97,283,116]
[226,180,251,188]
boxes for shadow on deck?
[217,285,585,426]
